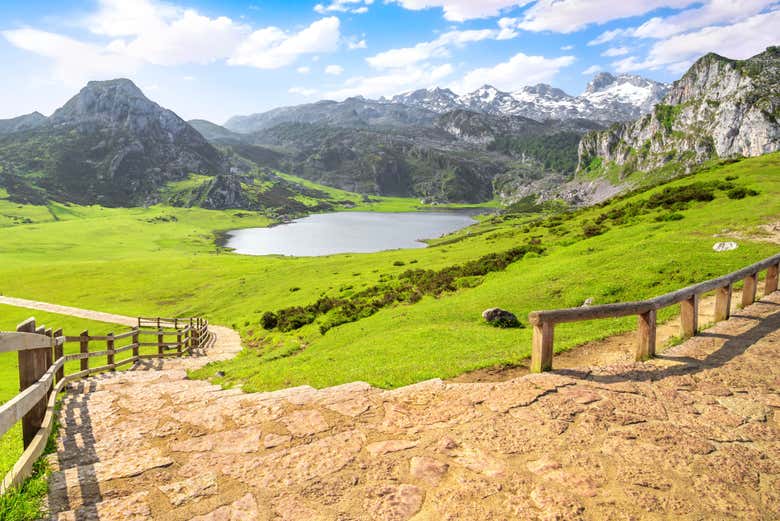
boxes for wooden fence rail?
[0,316,209,493]
[528,252,780,373]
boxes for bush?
[726,187,759,199]
[260,311,278,330]
[655,212,685,222]
[582,220,607,238]
[392,260,405,266]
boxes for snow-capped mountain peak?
[387,73,669,123]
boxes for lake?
[224,211,480,256]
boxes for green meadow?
[0,153,778,397]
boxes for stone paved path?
[6,295,780,519]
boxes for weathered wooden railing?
[528,252,780,373]
[0,316,209,493]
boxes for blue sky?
[0,0,777,123]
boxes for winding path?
[2,295,779,519]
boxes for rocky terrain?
[578,47,780,179]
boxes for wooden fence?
[0,316,209,493]
[528,252,780,373]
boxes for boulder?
[482,308,522,328]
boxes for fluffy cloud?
[3,0,345,83]
[457,52,575,92]
[517,0,695,33]
[366,29,499,69]
[325,64,344,75]
[388,0,531,22]
[229,17,341,69]
[297,66,311,74]
[612,9,780,72]
[602,46,630,57]
[315,0,373,14]
[325,63,454,99]
[1,28,142,86]
[582,65,602,75]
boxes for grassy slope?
[0,306,127,479]
[0,154,777,395]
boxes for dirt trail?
[2,292,774,519]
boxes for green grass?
[0,154,777,397]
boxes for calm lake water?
[224,211,479,256]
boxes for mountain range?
[0,49,776,211]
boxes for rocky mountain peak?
[585,72,616,93]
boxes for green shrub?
[656,212,685,222]
[582,220,607,238]
[260,311,278,330]
[392,260,405,266]
[726,187,759,199]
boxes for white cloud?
[325,63,454,99]
[560,44,574,50]
[366,29,499,69]
[602,46,630,57]
[289,86,317,96]
[88,0,247,66]
[631,0,775,40]
[347,37,367,49]
[325,64,344,75]
[297,66,311,73]
[518,0,695,33]
[2,0,345,85]
[183,75,195,81]
[388,1,532,22]
[229,17,341,69]
[314,0,373,14]
[612,9,780,72]
[588,28,631,46]
[457,52,575,92]
[582,65,602,75]
[1,28,142,86]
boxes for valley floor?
[42,291,780,520]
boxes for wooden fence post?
[636,310,656,361]
[158,328,164,356]
[53,328,64,384]
[530,321,554,373]
[132,328,139,358]
[44,328,53,399]
[80,330,89,372]
[766,263,779,294]
[680,295,698,339]
[177,331,182,356]
[742,273,758,307]
[714,284,732,322]
[17,318,48,449]
[107,332,114,370]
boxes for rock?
[160,473,218,507]
[409,456,449,485]
[582,297,594,306]
[366,484,425,521]
[481,308,522,328]
[713,241,738,252]
[191,493,259,521]
[281,409,329,437]
[366,439,419,456]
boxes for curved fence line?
[528,252,780,372]
[0,316,209,493]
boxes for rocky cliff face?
[577,48,780,176]
[0,112,47,134]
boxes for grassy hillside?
[0,154,778,395]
